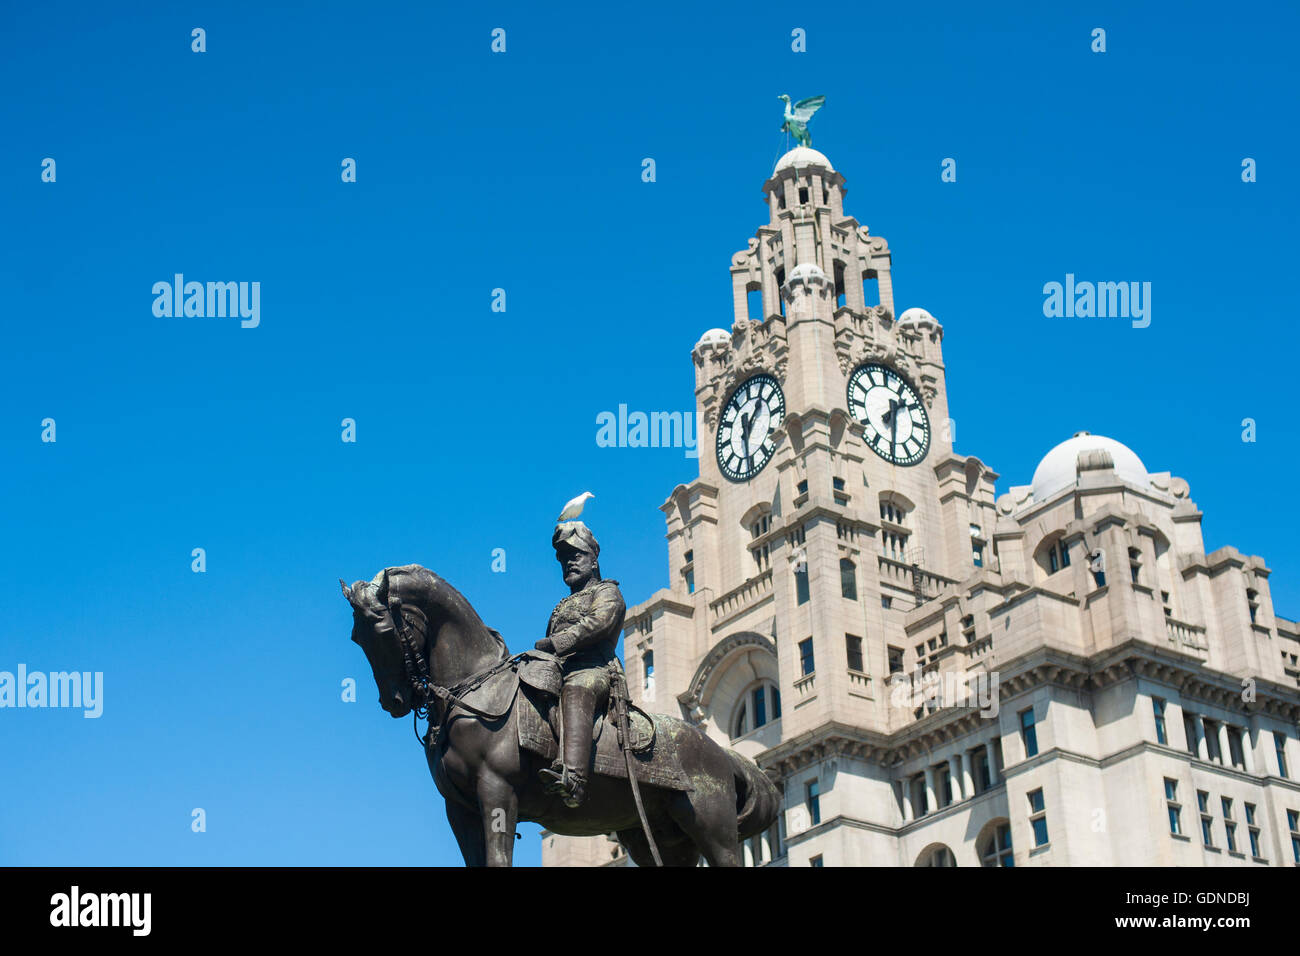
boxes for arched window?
[979,820,1014,867]
[1033,534,1073,579]
[878,493,914,562]
[840,558,857,600]
[916,845,957,867]
[730,680,782,740]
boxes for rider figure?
[535,520,626,809]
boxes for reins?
[387,596,518,749]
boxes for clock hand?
[890,398,900,456]
[882,396,901,426]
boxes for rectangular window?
[845,634,864,672]
[1020,707,1039,758]
[805,779,821,826]
[940,766,953,806]
[1228,727,1245,769]
[752,687,767,729]
[643,651,654,691]
[796,479,808,495]
[832,476,845,491]
[1060,541,1071,567]
[685,569,694,593]
[1276,732,1289,778]
[1198,791,1213,847]
[1165,778,1181,835]
[887,646,904,675]
[1183,713,1199,756]
[1288,809,1300,864]
[809,854,823,867]
[913,776,928,816]
[973,542,984,568]
[798,638,815,676]
[976,749,992,792]
[1245,803,1261,858]
[795,566,810,605]
[1028,788,1049,847]
[1153,697,1167,745]
[881,596,892,609]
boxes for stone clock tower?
[541,143,1300,869]
[545,143,1001,865]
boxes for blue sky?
[1,1,1296,866]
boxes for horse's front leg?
[445,798,487,867]
[476,774,519,867]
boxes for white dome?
[897,307,936,326]
[694,328,731,351]
[1031,432,1149,502]
[774,146,834,174]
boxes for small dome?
[1030,432,1149,502]
[774,146,834,174]
[694,328,731,351]
[897,307,936,327]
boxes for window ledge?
[1171,833,1191,843]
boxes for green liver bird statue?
[778,94,825,148]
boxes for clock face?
[716,373,785,482]
[847,363,931,466]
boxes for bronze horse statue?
[342,564,780,867]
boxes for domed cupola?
[1030,431,1150,502]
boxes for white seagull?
[557,491,594,522]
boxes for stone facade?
[541,147,1300,868]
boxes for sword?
[610,662,662,867]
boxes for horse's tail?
[727,749,781,840]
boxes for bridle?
[385,595,518,748]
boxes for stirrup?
[538,766,587,807]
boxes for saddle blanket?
[450,656,694,792]
[516,685,693,792]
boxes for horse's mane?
[382,564,509,659]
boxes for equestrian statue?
[340,495,781,867]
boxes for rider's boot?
[538,685,595,808]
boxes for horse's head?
[340,566,431,719]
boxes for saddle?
[449,651,692,792]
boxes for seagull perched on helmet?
[557,492,594,522]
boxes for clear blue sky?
[1,0,1296,866]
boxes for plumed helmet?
[553,520,600,556]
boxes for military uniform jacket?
[545,579,626,671]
